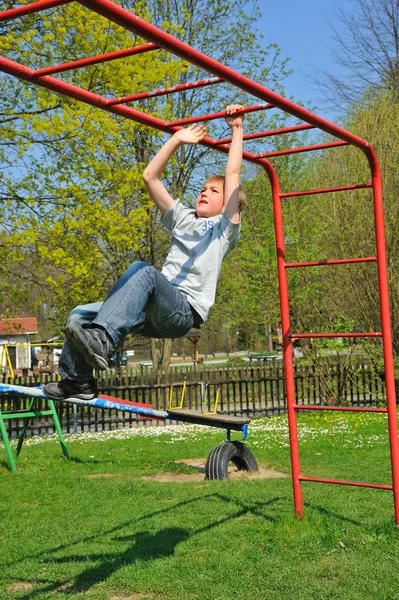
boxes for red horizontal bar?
[0,0,70,21]
[0,56,270,172]
[107,76,222,106]
[285,257,377,268]
[256,141,348,158]
[165,104,273,127]
[292,332,382,338]
[299,475,392,490]
[214,123,314,145]
[77,0,371,149]
[33,44,158,77]
[280,182,373,198]
[294,404,388,413]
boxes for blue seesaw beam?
[0,383,250,438]
[0,383,168,420]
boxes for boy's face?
[195,181,224,218]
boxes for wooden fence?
[0,360,387,440]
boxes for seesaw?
[0,383,257,479]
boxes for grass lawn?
[1,412,399,599]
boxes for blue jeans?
[59,262,200,381]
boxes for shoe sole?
[44,391,98,400]
[64,324,109,371]
[43,384,98,401]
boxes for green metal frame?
[0,396,69,471]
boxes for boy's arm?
[143,124,206,215]
[224,104,244,224]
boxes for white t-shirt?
[161,200,241,322]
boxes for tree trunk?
[151,338,173,381]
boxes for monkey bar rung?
[292,332,382,339]
[285,257,377,268]
[280,182,373,198]
[107,77,223,106]
[257,141,348,158]
[165,104,273,127]
[0,0,71,21]
[299,476,393,491]
[32,44,158,77]
[294,405,388,413]
[214,124,315,145]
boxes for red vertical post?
[262,162,304,518]
[366,146,399,525]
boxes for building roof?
[0,318,38,335]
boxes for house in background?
[0,318,38,374]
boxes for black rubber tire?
[205,441,258,480]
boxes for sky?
[254,0,352,123]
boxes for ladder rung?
[293,404,387,414]
[280,182,372,198]
[33,44,158,77]
[292,332,382,339]
[256,140,347,158]
[0,0,70,22]
[165,103,273,127]
[108,76,223,106]
[299,475,392,490]
[214,123,314,145]
[285,257,377,268]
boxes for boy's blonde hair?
[204,175,247,212]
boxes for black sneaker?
[43,379,98,400]
[64,323,110,371]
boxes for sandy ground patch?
[142,459,289,482]
[6,582,34,592]
[83,473,117,478]
[109,595,159,600]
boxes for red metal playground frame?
[1,0,399,523]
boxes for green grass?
[1,412,399,599]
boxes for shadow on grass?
[7,493,285,598]
[304,502,361,525]
[44,526,190,594]
[0,459,13,471]
[65,456,87,464]
[0,455,87,472]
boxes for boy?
[44,104,245,400]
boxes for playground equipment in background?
[0,342,63,378]
[169,378,221,416]
[272,328,299,349]
[0,382,255,479]
[1,0,398,523]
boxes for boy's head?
[195,175,246,218]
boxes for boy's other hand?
[225,104,245,128]
[173,123,207,145]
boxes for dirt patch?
[83,473,117,479]
[109,595,159,600]
[142,459,289,482]
[7,582,34,593]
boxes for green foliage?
[0,0,292,337]
[298,94,399,353]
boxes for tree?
[318,0,399,109]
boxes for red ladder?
[271,148,399,519]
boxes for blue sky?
[255,0,351,122]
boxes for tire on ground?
[205,441,258,480]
